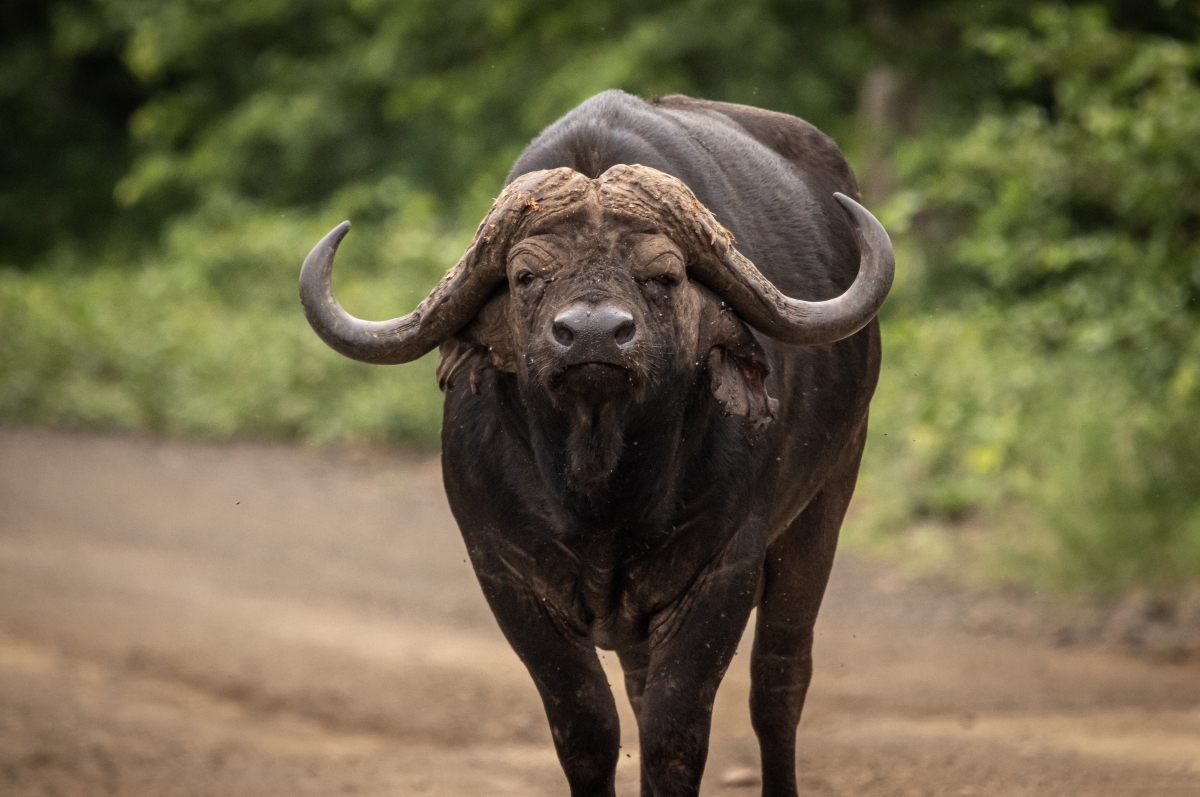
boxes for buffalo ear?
[436,290,516,393]
[706,309,779,435]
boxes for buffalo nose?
[552,304,637,351]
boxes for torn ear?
[705,307,779,436]
[436,290,516,393]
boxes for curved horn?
[299,222,497,364]
[299,167,589,365]
[597,164,894,347]
[696,192,894,346]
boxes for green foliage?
[4,0,1008,445]
[852,4,1200,594]
[11,0,1114,264]
[919,5,1200,370]
[0,191,455,445]
[101,0,888,219]
[0,1,148,264]
[3,0,1200,593]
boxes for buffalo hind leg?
[617,645,653,797]
[750,421,867,797]
[476,572,621,797]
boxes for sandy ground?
[1,426,1199,797]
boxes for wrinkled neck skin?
[517,358,700,523]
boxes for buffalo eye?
[517,271,537,287]
[634,248,685,288]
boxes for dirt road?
[1,426,1198,796]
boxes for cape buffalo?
[300,90,893,797]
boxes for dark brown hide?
[437,169,790,464]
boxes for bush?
[0,188,457,445]
[847,5,1200,595]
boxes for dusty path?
[1,426,1198,796]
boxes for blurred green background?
[2,0,1199,596]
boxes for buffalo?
[300,90,893,797]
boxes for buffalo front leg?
[636,538,762,797]
[750,423,866,797]
[476,571,621,797]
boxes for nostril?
[613,320,636,345]
[553,304,634,351]
[552,321,574,347]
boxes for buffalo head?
[300,164,893,489]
